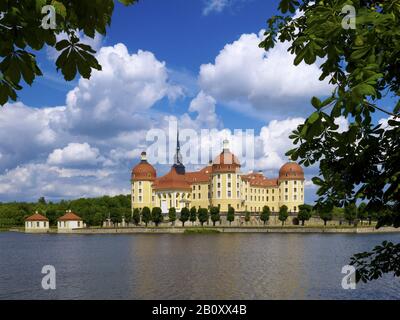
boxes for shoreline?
[10,225,400,235]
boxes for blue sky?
[0,0,392,203]
[19,0,278,130]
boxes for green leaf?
[311,96,321,109]
[308,112,320,124]
[51,0,67,18]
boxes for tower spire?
[173,126,185,174]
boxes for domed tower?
[210,139,241,213]
[131,152,156,212]
[278,162,305,213]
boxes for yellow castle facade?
[131,136,305,214]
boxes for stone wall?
[64,226,399,235]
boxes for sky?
[0,0,391,203]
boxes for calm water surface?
[0,232,400,299]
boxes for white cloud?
[47,143,102,167]
[65,43,183,136]
[199,31,332,119]
[203,0,230,15]
[0,102,66,171]
[256,117,305,171]
[0,163,127,201]
[188,91,220,128]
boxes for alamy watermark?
[41,5,56,30]
[341,265,356,290]
[41,265,56,290]
[341,5,356,30]
[145,119,255,172]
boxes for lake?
[0,232,399,299]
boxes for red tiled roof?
[153,167,192,191]
[279,162,304,180]
[132,161,156,181]
[241,173,279,187]
[58,211,82,221]
[212,150,241,173]
[25,213,48,221]
[185,166,212,183]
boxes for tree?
[227,206,235,226]
[197,208,209,227]
[210,206,220,227]
[260,206,271,225]
[319,209,333,227]
[168,207,176,226]
[180,207,190,227]
[151,207,163,227]
[132,208,140,226]
[297,204,312,226]
[367,210,378,226]
[141,207,151,227]
[244,211,251,224]
[92,211,104,227]
[278,205,289,226]
[357,203,368,225]
[261,0,400,281]
[189,207,197,225]
[0,0,137,105]
[344,203,358,226]
[110,210,122,227]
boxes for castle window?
[285,195,288,201]
[228,191,232,198]
[294,188,297,193]
[228,174,231,179]
[285,188,288,193]
[217,191,221,198]
[198,193,201,199]
[294,181,297,185]
[272,196,274,201]
[294,206,297,212]
[193,186,196,190]
[237,191,240,197]
[227,182,231,188]
[198,185,201,190]
[267,197,269,202]
[294,195,297,201]
[217,182,221,188]
[193,193,196,199]
[139,188,142,193]
[139,196,142,202]
[139,181,142,186]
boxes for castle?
[131,132,305,214]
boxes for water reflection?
[0,232,400,299]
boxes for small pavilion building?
[25,212,49,232]
[57,210,85,232]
